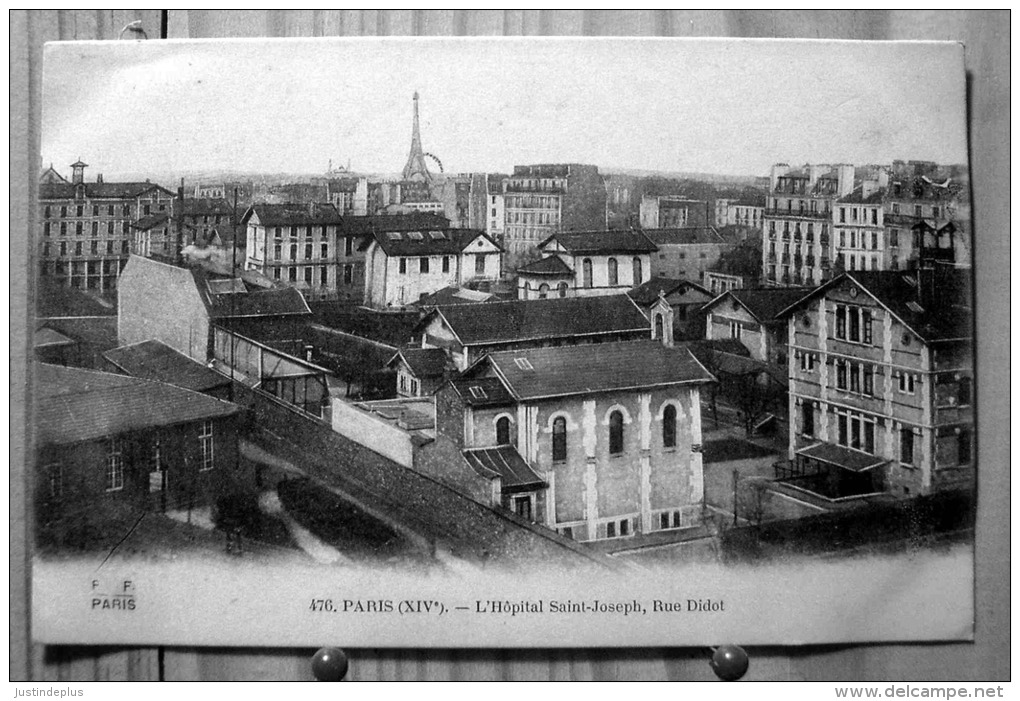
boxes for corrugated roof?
[643,227,724,246]
[540,231,657,254]
[424,295,650,346]
[483,340,714,400]
[35,363,238,445]
[103,340,230,392]
[517,256,574,276]
[463,446,547,491]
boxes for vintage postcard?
[29,37,975,647]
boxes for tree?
[724,370,785,437]
[735,476,773,529]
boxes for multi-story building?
[434,337,714,541]
[778,269,973,499]
[516,231,655,300]
[882,161,966,270]
[833,178,886,273]
[485,175,507,242]
[34,362,246,546]
[645,227,731,284]
[715,195,766,230]
[363,228,501,309]
[244,203,354,300]
[326,177,369,217]
[762,163,854,287]
[181,198,235,245]
[640,196,710,230]
[38,161,175,291]
[502,163,607,269]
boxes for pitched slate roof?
[643,227,725,246]
[481,340,714,400]
[204,285,310,319]
[707,287,814,323]
[776,270,972,343]
[35,363,238,446]
[463,447,547,491]
[517,256,574,276]
[337,212,451,235]
[423,295,650,347]
[797,442,886,473]
[36,277,116,318]
[448,376,516,407]
[370,228,497,257]
[248,203,344,227]
[540,231,657,254]
[180,198,234,216]
[103,340,231,393]
[837,187,885,205]
[388,347,450,379]
[414,286,496,307]
[129,213,173,231]
[40,181,173,200]
[628,278,710,307]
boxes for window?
[900,429,914,464]
[582,259,593,288]
[606,521,616,538]
[90,240,98,254]
[107,205,114,216]
[836,361,848,390]
[320,267,328,285]
[106,439,124,491]
[122,205,130,216]
[343,264,354,285]
[288,267,297,282]
[75,222,83,237]
[840,208,846,223]
[607,258,618,286]
[862,365,874,396]
[890,229,899,247]
[513,496,532,520]
[107,221,114,235]
[802,403,815,437]
[662,404,677,448]
[538,283,549,299]
[199,421,214,471]
[871,209,878,225]
[898,372,916,395]
[958,429,972,464]
[475,254,485,276]
[47,463,63,500]
[552,417,567,461]
[320,242,328,259]
[289,243,297,261]
[729,321,742,340]
[59,242,67,256]
[91,221,98,236]
[419,256,430,274]
[496,417,511,446]
[914,204,922,217]
[273,268,281,280]
[442,256,451,273]
[399,258,407,274]
[274,244,282,261]
[557,282,568,298]
[43,222,50,237]
[609,411,624,455]
[654,314,663,340]
[799,352,815,372]
[304,267,313,284]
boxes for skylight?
[407,231,424,240]
[469,386,487,399]
[906,301,924,313]
[386,232,402,240]
[428,231,446,240]
[514,358,534,370]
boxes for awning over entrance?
[797,442,886,473]
[463,446,547,493]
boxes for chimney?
[836,164,855,197]
[769,163,790,192]
[96,173,104,184]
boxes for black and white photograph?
[28,36,978,648]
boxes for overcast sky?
[41,38,969,179]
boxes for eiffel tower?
[401,91,432,183]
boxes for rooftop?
[540,230,657,255]
[516,255,574,276]
[463,446,547,492]
[628,278,710,307]
[707,286,815,323]
[389,347,450,379]
[448,376,516,408]
[414,286,497,307]
[478,340,714,401]
[422,295,650,347]
[103,340,231,393]
[643,227,725,246]
[248,203,344,227]
[40,181,174,201]
[370,228,496,257]
[337,212,451,235]
[35,363,238,446]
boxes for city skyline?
[42,38,968,180]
